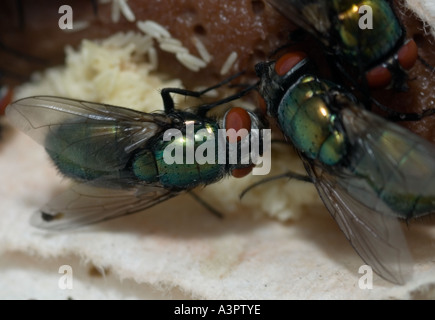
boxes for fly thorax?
[133,118,223,188]
[255,57,314,118]
[277,76,346,166]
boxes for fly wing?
[6,96,170,172]
[305,160,412,284]
[266,0,332,40]
[30,182,179,230]
[341,105,435,218]
[301,103,435,284]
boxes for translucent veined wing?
[6,96,171,173]
[266,0,332,41]
[341,106,435,218]
[302,104,435,283]
[30,181,179,230]
[305,160,413,284]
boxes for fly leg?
[240,171,312,200]
[369,97,435,121]
[188,191,224,219]
[418,55,435,72]
[160,71,255,114]
[195,82,258,117]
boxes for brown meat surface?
[0,0,434,140]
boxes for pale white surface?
[0,252,189,300]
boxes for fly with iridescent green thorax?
[255,52,435,284]
[6,82,268,231]
[267,0,420,91]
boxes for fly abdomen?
[346,116,435,220]
[131,149,159,183]
[45,122,130,181]
[374,140,435,219]
[153,144,224,189]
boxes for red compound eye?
[225,107,251,143]
[257,93,267,114]
[0,87,13,116]
[274,52,307,76]
[231,165,254,178]
[366,65,392,88]
[398,39,418,70]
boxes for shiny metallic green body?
[132,120,223,188]
[277,75,347,166]
[255,46,435,283]
[259,58,435,219]
[268,0,405,69]
[46,116,224,189]
[46,122,128,181]
[332,0,403,68]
